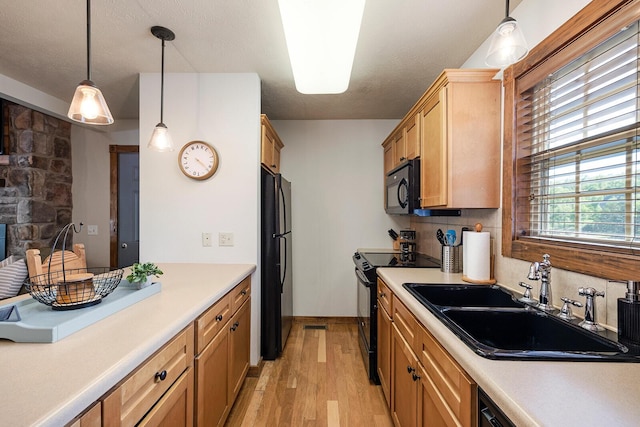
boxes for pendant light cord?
[86,0,92,81]
[504,0,510,19]
[160,38,165,123]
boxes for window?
[503,0,640,279]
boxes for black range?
[353,251,440,383]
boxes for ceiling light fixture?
[67,0,114,125]
[148,26,176,152]
[485,0,528,68]
[278,0,366,94]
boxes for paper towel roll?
[462,231,491,282]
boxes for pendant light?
[485,0,528,68]
[67,0,114,125]
[148,26,175,152]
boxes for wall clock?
[178,140,219,180]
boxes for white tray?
[0,281,161,343]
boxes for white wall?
[272,120,409,316]
[71,120,139,267]
[139,73,262,363]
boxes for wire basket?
[25,267,124,311]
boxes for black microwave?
[385,159,420,215]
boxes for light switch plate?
[202,233,212,247]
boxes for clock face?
[178,141,219,180]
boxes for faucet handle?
[518,282,537,304]
[578,287,605,331]
[527,262,540,280]
[557,297,582,321]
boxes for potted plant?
[126,262,163,289]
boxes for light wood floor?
[225,318,394,427]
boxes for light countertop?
[0,263,255,427]
[377,267,640,427]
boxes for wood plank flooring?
[225,318,394,427]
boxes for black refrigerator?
[261,167,293,360]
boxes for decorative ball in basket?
[24,223,124,310]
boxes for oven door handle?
[355,268,373,286]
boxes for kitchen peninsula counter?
[0,263,255,426]
[377,267,640,426]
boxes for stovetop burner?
[358,251,440,268]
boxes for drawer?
[196,293,231,354]
[229,276,251,314]
[418,323,476,427]
[137,366,194,427]
[103,324,194,427]
[377,278,392,316]
[392,295,419,354]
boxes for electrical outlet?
[219,232,234,246]
[202,232,212,247]
[87,225,98,235]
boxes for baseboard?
[247,357,264,377]
[293,316,358,325]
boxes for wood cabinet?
[377,278,392,404]
[261,114,284,174]
[419,69,501,209]
[195,276,251,427]
[68,402,101,427]
[380,278,476,427]
[381,68,500,209]
[138,367,194,427]
[103,324,194,427]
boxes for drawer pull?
[216,314,223,322]
[230,321,240,331]
[241,290,247,296]
[412,372,421,382]
[155,370,167,382]
[407,365,415,374]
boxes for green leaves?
[126,262,164,284]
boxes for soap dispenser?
[618,281,640,345]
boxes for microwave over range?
[385,159,420,215]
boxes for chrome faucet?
[528,254,555,312]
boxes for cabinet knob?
[412,372,421,382]
[155,370,167,382]
[241,290,247,296]
[271,164,277,168]
[379,291,386,298]
[407,365,414,374]
[216,314,223,322]
[230,321,240,331]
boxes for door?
[109,145,140,269]
[276,174,293,353]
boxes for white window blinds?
[515,21,640,249]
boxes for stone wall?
[0,101,73,257]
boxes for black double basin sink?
[403,283,640,362]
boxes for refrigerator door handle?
[273,230,291,239]
[279,235,287,293]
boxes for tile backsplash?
[410,208,627,331]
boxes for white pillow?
[0,255,15,268]
[0,258,28,299]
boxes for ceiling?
[0,0,521,121]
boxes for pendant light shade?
[148,26,175,152]
[68,0,114,125]
[485,0,528,68]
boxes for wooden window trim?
[502,0,640,280]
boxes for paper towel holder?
[461,223,497,284]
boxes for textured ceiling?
[0,0,521,120]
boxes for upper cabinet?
[261,114,284,174]
[382,112,421,174]
[382,69,501,210]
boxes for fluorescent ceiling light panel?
[278,0,366,94]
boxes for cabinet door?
[68,401,101,427]
[195,325,230,427]
[138,367,194,427]
[420,87,448,208]
[393,130,407,166]
[383,140,394,175]
[405,112,420,160]
[377,303,392,405]
[228,298,251,402]
[261,125,276,172]
[418,363,451,427]
[391,324,419,427]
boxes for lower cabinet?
[377,297,392,403]
[195,277,251,426]
[381,278,476,427]
[74,275,252,427]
